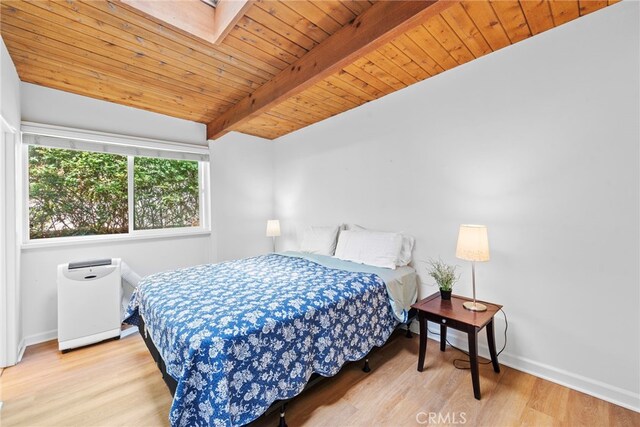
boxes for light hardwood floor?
[1,331,637,427]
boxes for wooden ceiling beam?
[207,0,459,140]
[120,0,251,45]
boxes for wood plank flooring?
[1,331,637,426]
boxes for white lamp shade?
[456,224,490,262]
[266,220,281,237]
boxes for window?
[29,146,128,239]
[134,157,199,230]
[22,124,210,242]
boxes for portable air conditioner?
[57,258,122,352]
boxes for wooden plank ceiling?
[1,0,618,140]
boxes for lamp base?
[463,301,487,312]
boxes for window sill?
[21,228,211,251]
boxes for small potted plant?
[427,259,458,300]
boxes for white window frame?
[1,114,21,367]
[20,122,211,249]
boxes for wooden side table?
[411,293,503,400]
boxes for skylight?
[200,0,219,7]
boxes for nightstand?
[411,293,502,400]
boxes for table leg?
[468,328,481,400]
[440,324,447,352]
[418,312,427,372]
[486,319,501,373]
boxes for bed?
[124,251,417,427]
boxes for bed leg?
[278,403,287,427]
[405,324,413,338]
[362,358,371,373]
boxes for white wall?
[19,84,213,344]
[1,38,20,129]
[273,3,639,410]
[21,83,205,146]
[210,132,274,261]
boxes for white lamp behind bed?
[266,220,281,252]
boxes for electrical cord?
[426,308,508,370]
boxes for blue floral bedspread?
[124,254,398,427]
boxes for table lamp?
[266,220,280,252]
[456,224,490,312]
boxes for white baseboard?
[18,329,56,363]
[409,321,640,413]
[23,329,58,347]
[17,330,57,363]
[19,327,138,360]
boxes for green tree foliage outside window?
[29,146,200,239]
[134,157,199,230]
[29,146,128,239]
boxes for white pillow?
[334,230,403,269]
[300,226,340,255]
[397,235,415,266]
[345,224,414,266]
